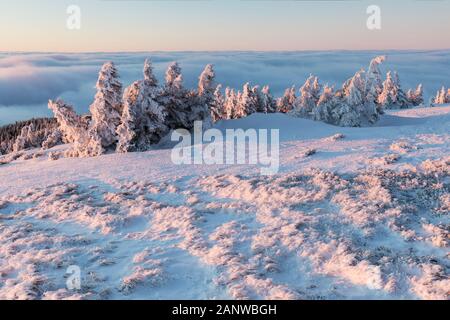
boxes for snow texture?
[0,105,449,300]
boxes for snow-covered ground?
[0,106,449,300]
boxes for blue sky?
[1,0,449,51]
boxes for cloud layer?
[0,51,449,124]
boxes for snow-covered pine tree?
[233,90,244,119]
[292,75,319,118]
[160,62,212,130]
[223,87,237,119]
[198,64,216,103]
[331,89,361,127]
[393,72,412,109]
[432,89,440,104]
[48,99,93,157]
[365,56,386,102]
[378,71,411,109]
[406,84,424,106]
[439,87,446,104]
[165,62,182,89]
[433,86,448,105]
[116,83,140,153]
[365,56,386,117]
[344,70,366,97]
[13,125,29,153]
[196,64,217,126]
[276,86,296,113]
[364,94,380,124]
[41,129,62,150]
[234,83,258,118]
[159,62,190,129]
[244,83,258,116]
[378,71,396,108]
[143,58,158,87]
[88,62,123,155]
[48,99,87,144]
[406,89,414,104]
[344,79,365,126]
[251,85,266,113]
[345,69,380,124]
[311,76,322,104]
[260,85,277,113]
[12,124,33,153]
[210,85,225,122]
[313,85,335,122]
[185,88,213,129]
[116,60,166,153]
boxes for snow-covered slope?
[0,106,448,300]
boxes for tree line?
[1,55,448,158]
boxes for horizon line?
[2,48,450,54]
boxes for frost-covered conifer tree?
[223,88,237,119]
[344,80,365,125]
[243,83,258,116]
[116,60,166,153]
[393,72,412,108]
[186,89,213,129]
[159,62,190,129]
[313,85,335,122]
[378,71,395,107]
[143,58,158,87]
[41,129,62,150]
[438,87,446,104]
[311,76,322,104]
[88,62,123,154]
[197,64,217,126]
[276,86,296,113]
[12,124,32,153]
[378,71,411,109]
[160,62,212,130]
[365,56,386,103]
[165,62,182,89]
[260,85,277,113]
[344,70,366,97]
[252,85,265,113]
[233,90,244,119]
[210,85,225,122]
[198,64,216,102]
[365,57,386,117]
[345,69,380,124]
[331,90,361,127]
[406,84,424,106]
[234,83,258,118]
[292,75,320,118]
[432,89,440,104]
[48,99,93,157]
[48,99,87,144]
[433,86,449,105]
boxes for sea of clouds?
[0,51,449,125]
